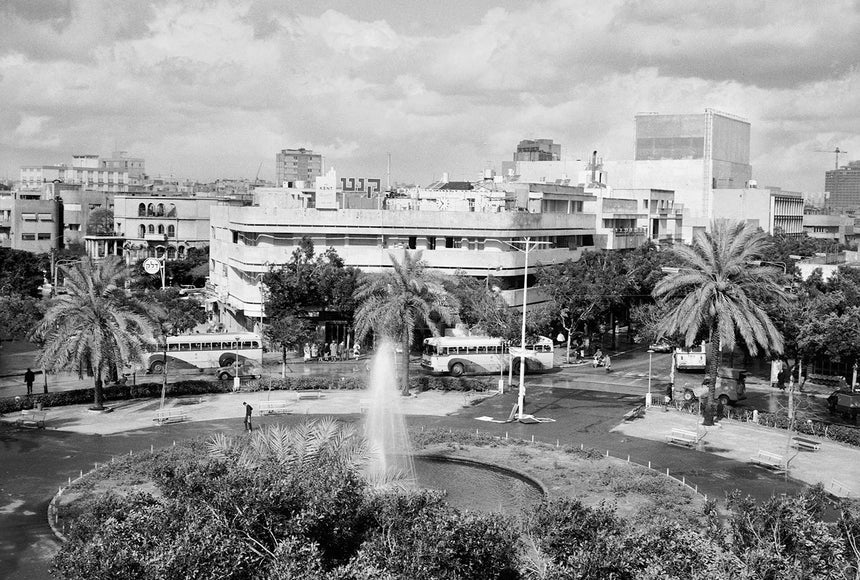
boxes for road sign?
[143,258,161,275]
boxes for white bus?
[421,335,555,377]
[146,332,263,374]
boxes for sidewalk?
[614,407,858,497]
[0,388,494,436]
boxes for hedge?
[0,374,494,415]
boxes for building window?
[167,225,175,237]
[138,225,146,237]
[427,237,436,250]
[138,203,146,216]
[37,213,53,222]
[157,224,165,234]
[148,225,155,234]
[445,237,454,248]
[68,224,80,231]
[156,203,164,216]
[21,233,35,240]
[22,213,36,222]
[408,236,417,250]
[177,246,185,258]
[147,203,155,216]
[37,233,51,240]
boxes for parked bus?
[421,335,555,377]
[146,332,263,374]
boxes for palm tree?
[30,257,158,410]
[653,220,786,425]
[353,251,458,395]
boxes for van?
[682,368,747,406]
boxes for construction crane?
[254,161,263,184]
[815,147,847,170]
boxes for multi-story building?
[825,161,860,212]
[710,186,804,236]
[604,109,753,240]
[275,148,323,188]
[208,170,597,333]
[9,195,64,254]
[514,139,561,162]
[19,151,145,194]
[94,194,217,262]
[802,214,855,244]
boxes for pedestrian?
[330,341,337,362]
[303,343,311,362]
[24,368,35,396]
[310,342,318,360]
[604,354,612,372]
[352,342,361,359]
[338,341,346,361]
[243,401,253,432]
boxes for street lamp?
[646,349,654,407]
[487,237,553,421]
[233,336,242,392]
[52,258,84,296]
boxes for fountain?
[362,341,544,513]
[363,341,416,485]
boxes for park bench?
[623,405,645,421]
[791,436,821,452]
[295,391,325,401]
[829,478,853,497]
[16,409,47,429]
[665,428,698,448]
[153,408,189,424]
[258,400,290,415]
[750,450,786,471]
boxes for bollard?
[531,435,534,443]
[580,443,583,450]
[627,455,630,462]
[682,476,685,485]
[695,484,698,493]
[476,428,479,436]
[648,461,651,469]
[151,445,154,453]
[556,439,559,447]
[666,468,669,476]
[173,441,176,446]
[79,470,82,478]
[606,450,609,457]
[505,432,508,440]
[68,476,71,485]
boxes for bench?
[665,428,698,447]
[258,400,290,415]
[153,408,189,424]
[16,409,47,429]
[623,405,645,421]
[829,478,853,497]
[295,391,325,401]
[791,436,821,452]
[750,450,786,471]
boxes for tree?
[86,208,114,236]
[653,221,786,425]
[442,272,514,339]
[0,295,44,341]
[264,312,315,374]
[353,251,458,395]
[148,287,207,335]
[30,257,158,410]
[0,247,45,297]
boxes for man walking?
[24,368,35,396]
[242,401,253,432]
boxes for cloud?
[1,0,859,193]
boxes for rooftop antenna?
[386,152,391,190]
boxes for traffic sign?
[143,258,161,275]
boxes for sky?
[2,0,859,192]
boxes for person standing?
[330,341,337,362]
[24,368,35,396]
[243,401,253,432]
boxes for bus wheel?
[450,362,465,377]
[150,361,164,374]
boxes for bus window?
[242,341,254,349]
[179,343,190,351]
[168,343,179,352]
[251,341,259,349]
[190,343,201,351]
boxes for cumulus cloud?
[0,0,858,191]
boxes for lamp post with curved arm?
[487,237,553,421]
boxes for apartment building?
[208,169,597,332]
[19,151,145,194]
[275,148,323,187]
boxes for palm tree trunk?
[401,334,411,396]
[703,323,721,426]
[93,370,104,410]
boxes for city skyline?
[2,0,859,192]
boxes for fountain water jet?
[363,341,416,485]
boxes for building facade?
[710,187,804,236]
[275,148,323,188]
[208,174,597,332]
[103,194,217,263]
[605,109,753,240]
[825,160,860,212]
[19,151,145,194]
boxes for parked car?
[682,368,747,406]
[215,363,260,381]
[648,341,673,353]
[828,390,860,423]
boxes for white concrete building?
[208,173,597,332]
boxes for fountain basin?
[413,454,544,515]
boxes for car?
[682,368,747,406]
[828,390,860,423]
[648,341,673,353]
[215,363,261,381]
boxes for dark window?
[408,236,416,250]
[232,231,239,244]
[445,237,454,248]
[21,233,35,240]
[427,237,436,250]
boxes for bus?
[421,335,555,377]
[146,332,263,374]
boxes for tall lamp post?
[488,237,553,421]
[646,349,654,407]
